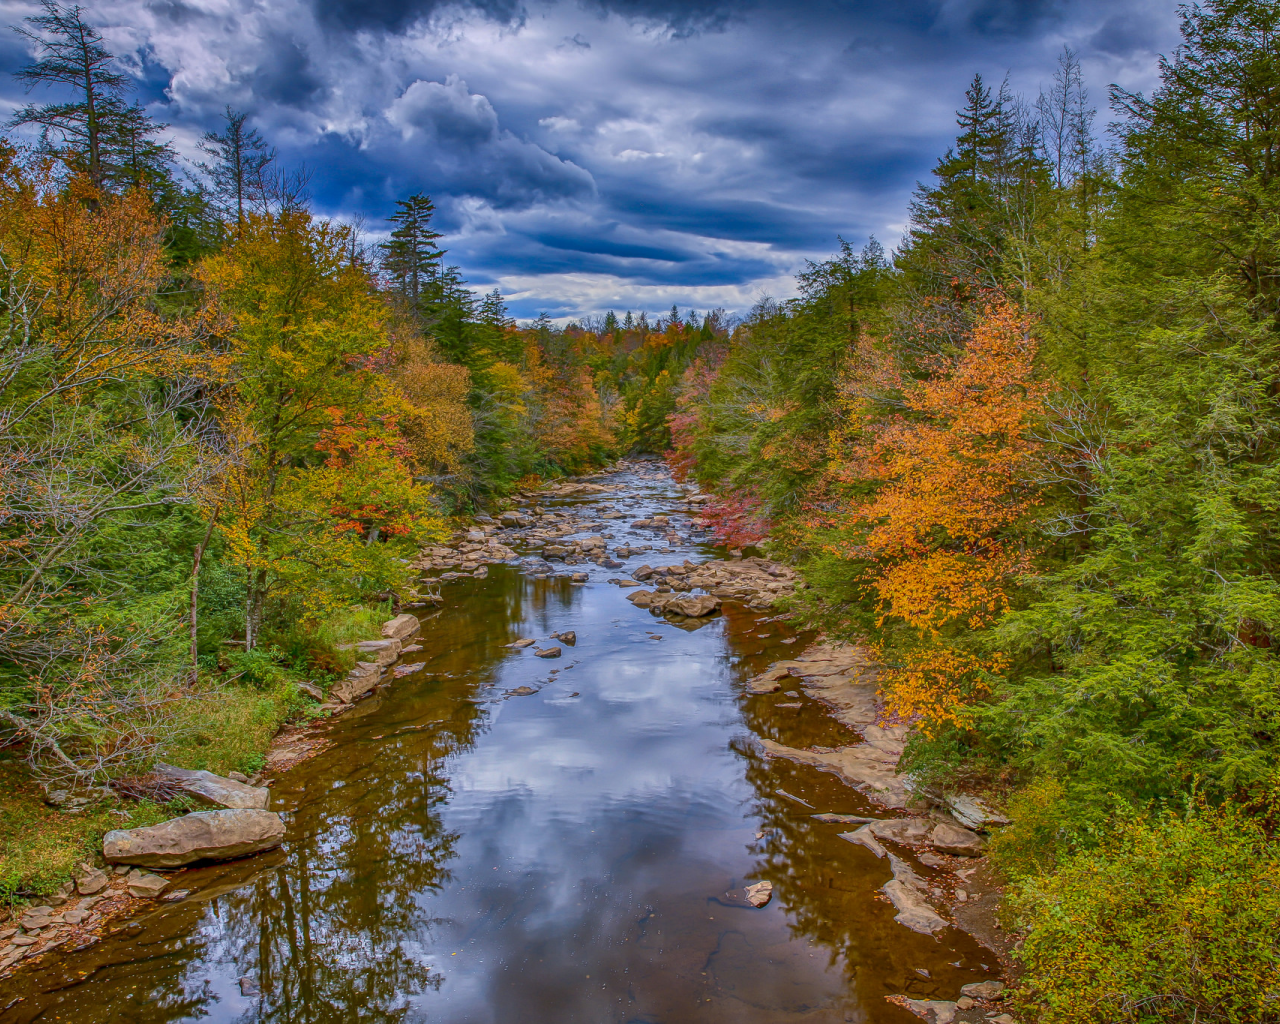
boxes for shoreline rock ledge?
[103,809,285,868]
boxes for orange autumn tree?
[826,299,1049,730]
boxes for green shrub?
[987,777,1104,881]
[1008,807,1280,1024]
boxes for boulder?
[904,999,959,1024]
[341,638,401,668]
[103,809,285,868]
[381,613,420,641]
[154,763,269,810]
[535,646,562,659]
[74,864,109,896]
[744,880,773,907]
[664,594,721,617]
[552,631,577,646]
[929,821,986,857]
[960,980,1005,1000]
[296,681,324,702]
[943,793,1009,831]
[330,661,381,704]
[126,869,170,898]
[627,590,654,608]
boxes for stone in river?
[534,646,562,658]
[904,999,959,1024]
[154,763,269,810]
[882,879,948,934]
[960,980,1005,1000]
[103,809,285,868]
[508,638,537,648]
[929,821,986,857]
[381,613,420,641]
[811,813,878,824]
[663,594,721,617]
[509,686,537,696]
[743,880,773,907]
[126,869,170,898]
[552,630,577,646]
[626,590,654,607]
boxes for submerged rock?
[882,879,948,935]
[535,646,562,659]
[154,763,269,810]
[103,809,285,868]
[125,869,170,898]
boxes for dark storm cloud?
[0,0,1181,317]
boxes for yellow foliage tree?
[827,299,1048,729]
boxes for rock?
[509,686,537,696]
[929,822,986,857]
[627,590,654,607]
[126,869,170,898]
[552,631,577,646]
[663,594,721,617]
[989,1016,1017,1024]
[508,638,537,648]
[839,826,887,859]
[228,771,250,783]
[340,638,401,668]
[746,665,791,694]
[381,613,420,641]
[11,935,37,947]
[295,681,324,702]
[570,572,589,583]
[956,996,975,1009]
[61,910,87,925]
[882,879,948,934]
[744,880,773,907]
[155,763,270,810]
[330,661,382,704]
[904,999,959,1024]
[535,646,562,659]
[960,980,1004,1000]
[942,793,1010,831]
[103,809,285,868]
[812,813,878,824]
[163,889,191,901]
[239,975,260,996]
[869,818,933,844]
[75,865,109,896]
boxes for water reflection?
[0,471,988,1024]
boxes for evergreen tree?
[622,311,634,331]
[379,193,444,309]
[196,107,275,231]
[603,310,619,333]
[8,0,131,186]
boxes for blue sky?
[0,0,1181,320]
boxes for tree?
[825,300,1048,730]
[8,1,130,186]
[196,107,275,231]
[379,193,443,309]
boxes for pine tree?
[379,193,444,309]
[196,107,275,231]
[604,310,619,333]
[8,0,130,186]
[622,311,634,331]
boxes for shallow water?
[0,466,996,1023]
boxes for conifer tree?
[196,107,275,231]
[8,1,130,186]
[380,193,444,309]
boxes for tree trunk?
[190,514,218,684]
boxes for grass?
[0,756,176,916]
[0,600,392,911]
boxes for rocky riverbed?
[0,458,1012,1024]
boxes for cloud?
[0,0,1183,318]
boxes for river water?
[0,464,995,1023]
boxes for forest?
[1,0,1278,1020]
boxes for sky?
[0,0,1182,321]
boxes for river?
[0,462,995,1023]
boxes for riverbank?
[0,460,1016,1023]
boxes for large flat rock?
[154,763,269,810]
[103,809,285,868]
[759,738,910,809]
